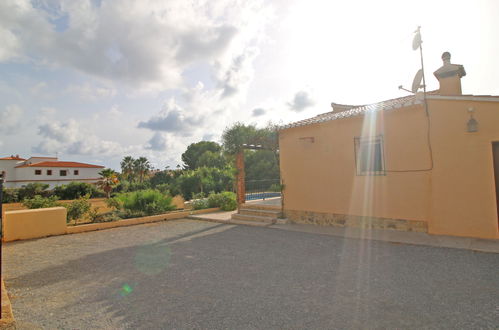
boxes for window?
[35,170,42,175]
[74,170,79,175]
[47,170,52,176]
[354,135,385,176]
[60,170,67,176]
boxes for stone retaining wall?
[285,209,428,232]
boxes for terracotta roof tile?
[15,161,104,169]
[0,156,26,161]
[281,94,420,130]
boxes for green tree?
[18,183,50,200]
[245,150,280,181]
[53,181,100,200]
[98,168,119,198]
[181,141,222,170]
[221,122,280,204]
[133,157,151,183]
[120,156,136,181]
[197,150,228,169]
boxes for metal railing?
[245,179,281,201]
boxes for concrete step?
[239,203,282,211]
[228,219,272,227]
[275,218,289,225]
[231,213,276,224]
[238,208,282,218]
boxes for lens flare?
[120,284,133,297]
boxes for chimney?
[433,52,466,95]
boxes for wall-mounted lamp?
[467,107,478,133]
[299,137,315,143]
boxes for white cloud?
[66,83,117,100]
[0,26,20,61]
[0,0,270,93]
[34,119,125,156]
[30,81,48,95]
[0,104,24,134]
[109,105,122,116]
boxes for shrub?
[2,188,20,203]
[54,182,98,200]
[207,191,237,211]
[65,196,92,223]
[191,198,209,210]
[18,183,51,200]
[155,183,171,195]
[113,189,175,217]
[191,192,209,210]
[269,183,282,192]
[22,195,60,209]
[87,207,101,222]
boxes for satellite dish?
[412,28,422,50]
[411,69,423,93]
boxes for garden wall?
[3,207,67,242]
[2,207,218,242]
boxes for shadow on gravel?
[7,225,499,329]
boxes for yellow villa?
[279,52,499,240]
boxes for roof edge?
[426,95,499,102]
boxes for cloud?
[0,26,19,61]
[252,108,266,117]
[287,91,315,112]
[66,83,117,100]
[138,98,203,134]
[109,105,122,116]
[0,104,24,134]
[34,119,124,156]
[219,47,259,99]
[30,81,48,95]
[0,0,268,92]
[146,132,169,151]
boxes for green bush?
[2,188,20,203]
[269,183,282,192]
[22,195,60,209]
[53,182,104,200]
[64,196,91,222]
[155,183,171,194]
[191,199,209,210]
[113,189,175,217]
[191,192,209,210]
[18,183,51,200]
[207,191,237,211]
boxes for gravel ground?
[3,219,499,329]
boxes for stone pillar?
[236,151,245,205]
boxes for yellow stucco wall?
[429,99,499,238]
[279,98,499,239]
[280,104,431,222]
[3,207,67,242]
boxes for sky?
[1,0,498,170]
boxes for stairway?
[230,203,284,226]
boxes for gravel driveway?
[4,219,499,329]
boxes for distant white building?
[0,155,105,189]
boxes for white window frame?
[354,135,386,176]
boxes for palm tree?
[98,168,119,198]
[134,157,151,183]
[120,156,135,182]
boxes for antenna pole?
[418,28,429,116]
